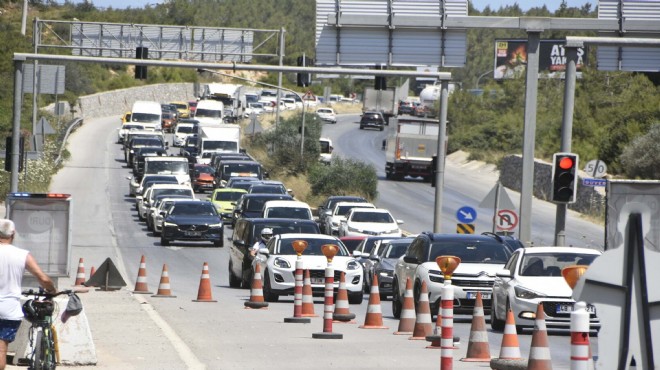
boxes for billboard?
[493,40,586,79]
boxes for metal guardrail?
[54,117,83,166]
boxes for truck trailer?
[196,124,241,164]
[384,117,439,182]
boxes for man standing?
[0,219,56,370]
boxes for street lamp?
[475,69,494,90]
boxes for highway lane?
[46,113,599,368]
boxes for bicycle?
[21,289,76,370]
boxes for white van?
[261,200,313,220]
[194,100,224,126]
[142,156,191,187]
[131,101,162,131]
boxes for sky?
[69,0,595,12]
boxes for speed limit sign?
[584,159,607,178]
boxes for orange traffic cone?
[244,263,268,309]
[74,258,86,286]
[301,269,317,317]
[409,280,432,339]
[394,277,416,335]
[359,274,388,329]
[89,266,96,279]
[498,309,522,360]
[152,264,176,298]
[333,272,356,323]
[132,255,153,294]
[526,304,551,370]
[461,292,492,362]
[192,262,217,302]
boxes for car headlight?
[387,228,400,234]
[376,269,393,277]
[514,286,546,299]
[208,223,223,228]
[274,257,291,269]
[163,221,177,227]
[428,270,444,283]
[346,260,360,270]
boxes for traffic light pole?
[433,80,449,233]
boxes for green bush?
[307,157,379,201]
[620,123,660,179]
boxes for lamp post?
[562,264,592,370]
[284,240,311,324]
[436,255,461,370]
[475,69,493,90]
[312,244,342,339]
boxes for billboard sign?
[493,39,586,79]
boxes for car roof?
[420,233,512,243]
[275,233,340,241]
[171,199,212,206]
[150,184,192,190]
[263,200,309,207]
[335,201,374,208]
[518,246,602,254]
[327,195,367,201]
[340,236,367,241]
[242,218,318,225]
[349,208,390,213]
[212,188,247,193]
[242,194,293,199]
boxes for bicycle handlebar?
[22,288,74,299]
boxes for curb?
[489,358,527,370]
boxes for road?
[42,113,602,369]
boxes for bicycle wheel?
[34,328,56,370]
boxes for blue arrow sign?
[456,206,477,223]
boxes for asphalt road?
[37,113,603,369]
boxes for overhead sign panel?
[315,0,467,67]
[493,40,587,80]
[597,0,660,72]
[22,64,65,95]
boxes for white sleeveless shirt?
[0,244,29,320]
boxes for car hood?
[195,173,214,181]
[165,215,221,224]
[273,255,359,271]
[515,276,573,298]
[347,222,398,232]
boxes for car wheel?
[379,293,388,301]
[147,218,153,231]
[213,239,224,248]
[413,281,422,312]
[392,278,402,319]
[160,236,170,246]
[380,127,384,131]
[263,271,279,302]
[228,261,241,288]
[360,125,364,130]
[490,298,505,332]
[348,291,363,305]
[153,229,160,237]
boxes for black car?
[230,218,321,288]
[215,160,265,188]
[132,147,168,178]
[160,200,224,247]
[359,111,386,131]
[369,237,413,299]
[231,193,293,228]
[317,195,368,234]
[125,137,166,164]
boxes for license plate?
[185,231,201,237]
[466,292,491,300]
[556,304,596,314]
[311,277,325,284]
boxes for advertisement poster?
[493,40,586,79]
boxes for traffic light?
[4,136,25,172]
[374,65,387,90]
[551,153,579,203]
[135,47,148,80]
[297,55,311,87]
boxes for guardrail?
[55,117,84,166]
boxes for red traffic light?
[558,156,574,170]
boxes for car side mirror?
[234,240,245,247]
[369,255,380,261]
[258,248,269,256]
[403,255,419,264]
[352,250,361,258]
[397,220,404,225]
[496,269,512,278]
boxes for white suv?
[338,208,403,238]
[324,202,375,236]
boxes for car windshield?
[172,103,188,110]
[146,161,188,174]
[170,202,216,216]
[341,239,364,253]
[132,138,163,147]
[253,223,318,240]
[223,163,261,179]
[350,211,393,223]
[196,109,222,118]
[132,112,160,123]
[362,113,382,122]
[176,126,195,133]
[520,253,598,277]
[336,204,372,216]
[214,191,244,202]
[382,241,410,259]
[265,207,311,220]
[277,238,348,256]
[319,141,331,153]
[123,124,144,131]
[152,188,193,199]
[428,241,510,264]
[141,179,178,193]
[203,141,238,151]
[195,166,215,175]
[249,185,285,194]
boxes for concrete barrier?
[489,358,527,370]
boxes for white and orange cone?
[152,264,176,298]
[526,303,552,370]
[394,277,416,335]
[359,274,388,329]
[192,262,217,302]
[132,255,153,294]
[498,309,522,360]
[74,258,86,286]
[244,263,268,309]
[333,272,355,322]
[301,269,317,317]
[409,280,432,339]
[461,292,491,362]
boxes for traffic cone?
[301,269,317,317]
[526,303,551,370]
[359,274,388,329]
[192,262,217,302]
[333,272,356,323]
[74,258,86,286]
[425,305,442,349]
[394,277,416,335]
[498,309,522,360]
[132,255,153,294]
[152,264,176,298]
[409,280,432,339]
[89,266,96,279]
[461,292,491,362]
[244,263,268,309]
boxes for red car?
[188,101,198,117]
[192,164,215,193]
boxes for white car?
[252,233,364,304]
[491,246,602,333]
[261,200,313,221]
[338,208,403,237]
[243,102,265,118]
[316,108,337,124]
[117,123,145,144]
[173,123,196,147]
[324,201,375,236]
[281,98,297,110]
[138,184,195,221]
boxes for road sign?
[456,206,477,223]
[456,224,475,234]
[478,183,516,211]
[496,209,518,231]
[584,159,607,178]
[582,178,607,187]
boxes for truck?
[130,100,162,131]
[383,117,439,182]
[202,83,244,122]
[196,124,241,165]
[362,79,409,123]
[194,100,224,126]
